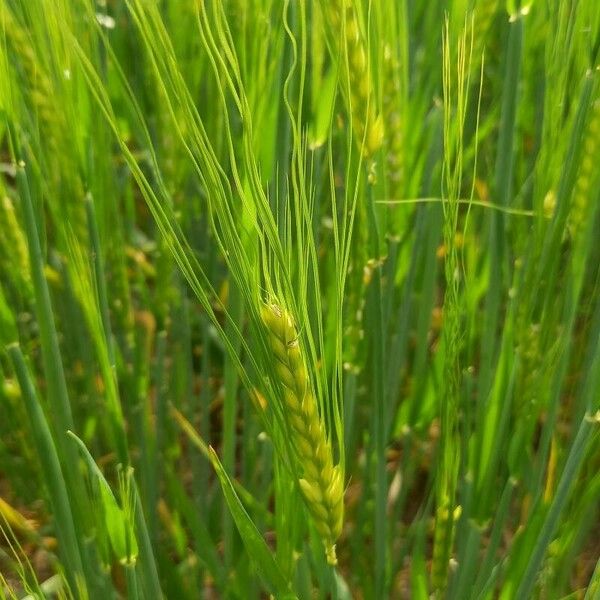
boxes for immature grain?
[261,302,343,565]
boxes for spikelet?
[382,45,403,195]
[568,97,600,238]
[0,196,32,297]
[0,5,56,143]
[107,227,135,348]
[324,0,383,158]
[2,5,87,240]
[261,302,343,565]
[516,323,542,411]
[431,503,462,591]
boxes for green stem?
[125,563,140,600]
[7,344,84,595]
[515,415,597,600]
[133,481,163,599]
[14,150,74,441]
[366,183,387,598]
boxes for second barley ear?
[324,0,383,158]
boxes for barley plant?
[0,0,599,598]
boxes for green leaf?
[68,432,138,565]
[307,66,336,150]
[208,446,294,599]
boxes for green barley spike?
[568,97,600,239]
[261,301,344,565]
[431,502,461,593]
[324,0,383,158]
[0,196,31,297]
[1,4,57,147]
[382,45,404,196]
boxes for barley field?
[0,1,599,598]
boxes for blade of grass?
[7,344,84,595]
[208,446,294,599]
[514,412,600,600]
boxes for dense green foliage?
[0,1,599,598]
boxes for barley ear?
[260,302,344,565]
[324,1,383,158]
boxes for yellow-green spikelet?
[261,302,344,565]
